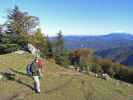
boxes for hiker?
[27,46,44,93]
[31,58,42,93]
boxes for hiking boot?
[35,89,40,94]
[36,91,40,94]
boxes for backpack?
[26,62,33,76]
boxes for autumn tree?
[29,28,47,55]
[7,6,39,48]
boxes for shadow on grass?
[1,69,34,90]
[9,68,28,77]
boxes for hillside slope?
[96,47,133,67]
[0,52,133,100]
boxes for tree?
[0,28,19,54]
[53,30,64,55]
[29,28,47,55]
[70,48,94,71]
[53,31,69,67]
[7,6,39,48]
[97,59,115,77]
[0,25,3,33]
[45,35,53,58]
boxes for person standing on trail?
[31,58,42,93]
[27,46,44,93]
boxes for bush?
[69,48,94,71]
[90,63,103,74]
[54,55,70,68]
[97,59,115,77]
[79,56,87,71]
[0,44,19,54]
[112,63,122,78]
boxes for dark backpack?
[26,62,33,75]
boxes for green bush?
[55,55,70,68]
[0,44,19,54]
[79,56,88,71]
[97,59,115,76]
[90,63,103,74]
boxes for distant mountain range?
[63,33,133,67]
[64,33,133,51]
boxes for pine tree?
[46,35,53,58]
[53,30,64,56]
[0,27,19,54]
[53,31,69,67]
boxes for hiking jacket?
[31,61,40,76]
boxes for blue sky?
[0,0,133,36]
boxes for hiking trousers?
[33,76,40,92]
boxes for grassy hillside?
[0,52,133,100]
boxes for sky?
[0,0,133,36]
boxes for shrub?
[54,55,70,68]
[0,44,19,54]
[90,63,103,74]
[97,59,115,76]
[79,56,88,71]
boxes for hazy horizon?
[0,0,133,36]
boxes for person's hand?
[39,73,43,79]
